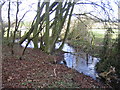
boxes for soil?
[2,44,111,88]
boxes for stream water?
[56,42,100,80]
[18,40,100,80]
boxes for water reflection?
[56,42,100,79]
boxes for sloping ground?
[2,44,110,88]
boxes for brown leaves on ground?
[2,44,110,88]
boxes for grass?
[48,80,80,88]
[92,31,104,45]
[47,73,80,88]
[66,28,118,57]
[92,29,118,45]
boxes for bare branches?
[17,10,29,29]
[76,2,106,11]
[76,1,115,21]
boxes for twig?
[54,68,57,77]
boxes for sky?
[1,0,38,22]
[1,0,120,22]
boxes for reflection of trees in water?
[86,53,89,66]
[75,47,79,66]
[74,47,94,67]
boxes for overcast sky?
[1,0,119,22]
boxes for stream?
[56,42,100,80]
[18,40,100,80]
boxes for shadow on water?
[16,40,100,80]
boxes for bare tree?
[0,1,5,38]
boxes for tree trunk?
[33,1,45,49]
[59,3,75,50]
[7,0,11,40]
[44,2,50,53]
[0,2,5,38]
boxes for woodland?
[0,0,120,89]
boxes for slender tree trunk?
[59,3,75,50]
[19,2,58,46]
[44,2,50,53]
[0,2,5,38]
[19,17,36,45]
[117,1,120,54]
[33,1,40,48]
[49,2,72,53]
[7,0,11,40]
[13,0,19,44]
[33,1,45,49]
[49,2,62,52]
